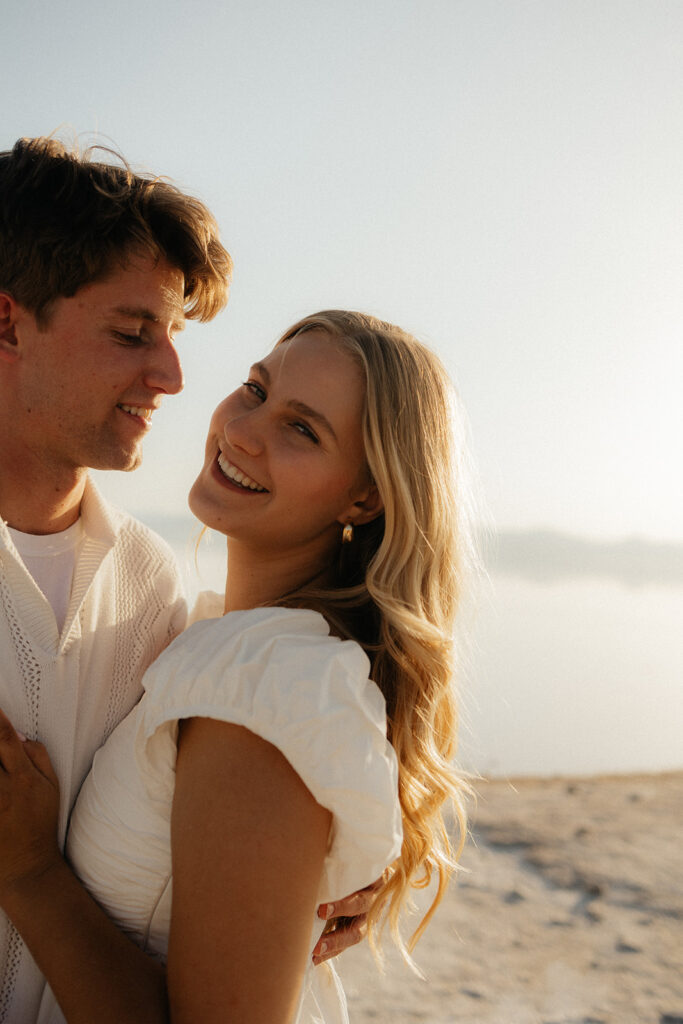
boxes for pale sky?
[4,0,683,542]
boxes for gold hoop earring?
[342,522,354,544]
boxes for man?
[0,136,371,1023]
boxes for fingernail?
[16,731,27,742]
[319,941,328,955]
[319,903,333,919]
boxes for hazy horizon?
[98,502,683,589]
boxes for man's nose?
[144,336,184,395]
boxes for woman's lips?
[215,452,268,492]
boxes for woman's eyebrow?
[288,400,337,442]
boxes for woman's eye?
[242,380,266,401]
[292,422,319,444]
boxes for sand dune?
[337,772,683,1024]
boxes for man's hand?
[312,878,383,965]
[0,709,60,902]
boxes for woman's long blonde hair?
[274,311,476,960]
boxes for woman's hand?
[312,878,382,965]
[0,708,61,903]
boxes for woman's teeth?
[217,454,266,492]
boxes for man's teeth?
[217,454,266,492]
[119,404,152,422]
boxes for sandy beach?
[337,772,683,1024]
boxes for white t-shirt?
[7,520,84,634]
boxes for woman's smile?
[216,452,268,492]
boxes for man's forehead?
[110,301,186,333]
[97,259,186,331]
[159,272,186,326]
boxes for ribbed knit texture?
[0,481,186,1024]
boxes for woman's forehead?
[259,331,366,425]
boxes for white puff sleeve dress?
[60,606,402,1024]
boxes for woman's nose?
[223,410,264,457]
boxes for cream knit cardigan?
[0,480,186,1024]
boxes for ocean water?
[459,575,683,778]
[145,516,683,779]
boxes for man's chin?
[121,462,142,474]
[90,447,144,473]
[121,451,143,473]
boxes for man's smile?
[117,404,155,425]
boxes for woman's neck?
[222,539,335,614]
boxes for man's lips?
[216,452,268,492]
[117,403,156,427]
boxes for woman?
[0,310,473,1023]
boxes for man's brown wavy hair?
[0,135,232,325]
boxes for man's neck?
[0,468,87,535]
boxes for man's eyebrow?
[111,305,185,333]
[250,362,337,441]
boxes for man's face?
[9,253,185,475]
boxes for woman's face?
[189,330,379,560]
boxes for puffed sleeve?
[137,607,403,901]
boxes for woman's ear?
[338,483,384,528]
